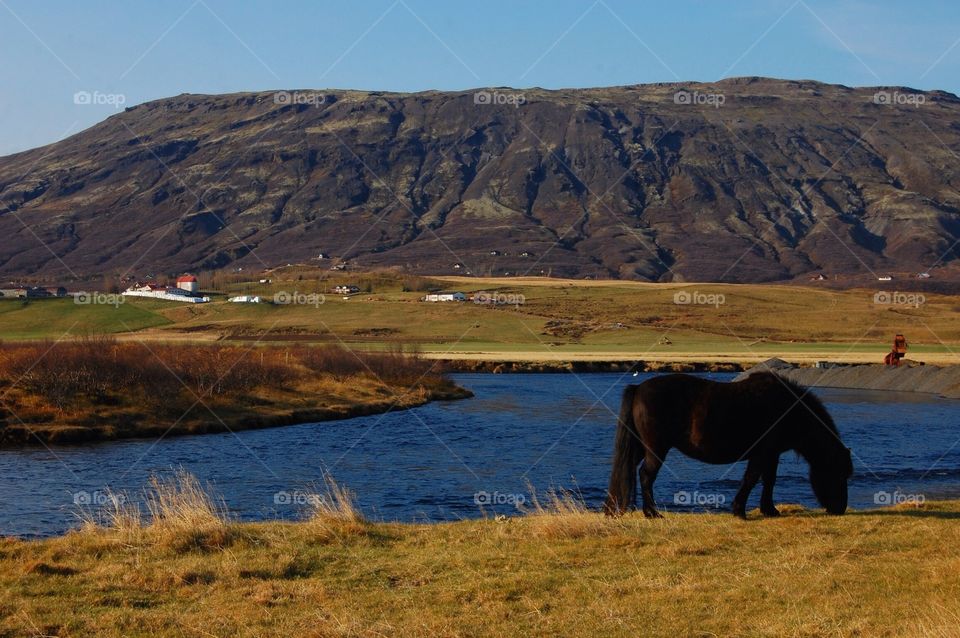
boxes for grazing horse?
[603,372,853,518]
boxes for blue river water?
[1,372,959,537]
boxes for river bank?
[737,358,960,399]
[442,359,745,374]
[448,357,960,401]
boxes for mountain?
[2,77,960,283]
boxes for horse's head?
[810,445,853,514]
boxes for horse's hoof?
[761,507,781,517]
[732,507,747,519]
[643,509,663,519]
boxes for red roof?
[176,275,198,283]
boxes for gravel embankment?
[736,358,960,399]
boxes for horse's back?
[628,374,715,441]
[632,373,714,409]
[627,372,797,462]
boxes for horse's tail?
[604,384,644,516]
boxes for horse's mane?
[746,371,839,435]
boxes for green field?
[2,275,957,364]
[0,298,171,339]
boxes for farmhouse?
[122,283,210,303]
[422,292,466,302]
[176,274,199,293]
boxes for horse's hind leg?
[639,450,665,518]
[732,458,762,519]
[760,457,781,517]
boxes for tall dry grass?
[0,339,447,414]
[521,485,614,539]
[77,470,368,549]
[298,343,434,385]
[307,473,364,524]
[303,473,369,542]
[76,489,142,540]
[78,470,232,552]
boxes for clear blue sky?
[2,0,960,156]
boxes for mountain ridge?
[2,77,960,282]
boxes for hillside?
[2,77,960,282]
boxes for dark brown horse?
[604,372,853,518]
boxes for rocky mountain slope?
[2,77,959,282]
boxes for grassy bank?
[0,340,468,447]
[2,472,958,637]
[3,274,960,364]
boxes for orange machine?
[883,334,907,366]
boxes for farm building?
[0,286,65,299]
[228,295,262,303]
[123,283,210,303]
[333,285,360,294]
[423,292,466,302]
[176,274,199,293]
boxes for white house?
[423,292,466,302]
[176,274,199,293]
[123,283,210,303]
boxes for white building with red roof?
[176,274,199,293]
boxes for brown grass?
[304,473,370,542]
[522,485,614,539]
[6,471,960,637]
[0,339,463,446]
[144,470,233,551]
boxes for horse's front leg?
[760,456,781,517]
[732,458,762,519]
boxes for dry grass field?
[2,472,959,637]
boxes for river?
[1,372,958,537]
